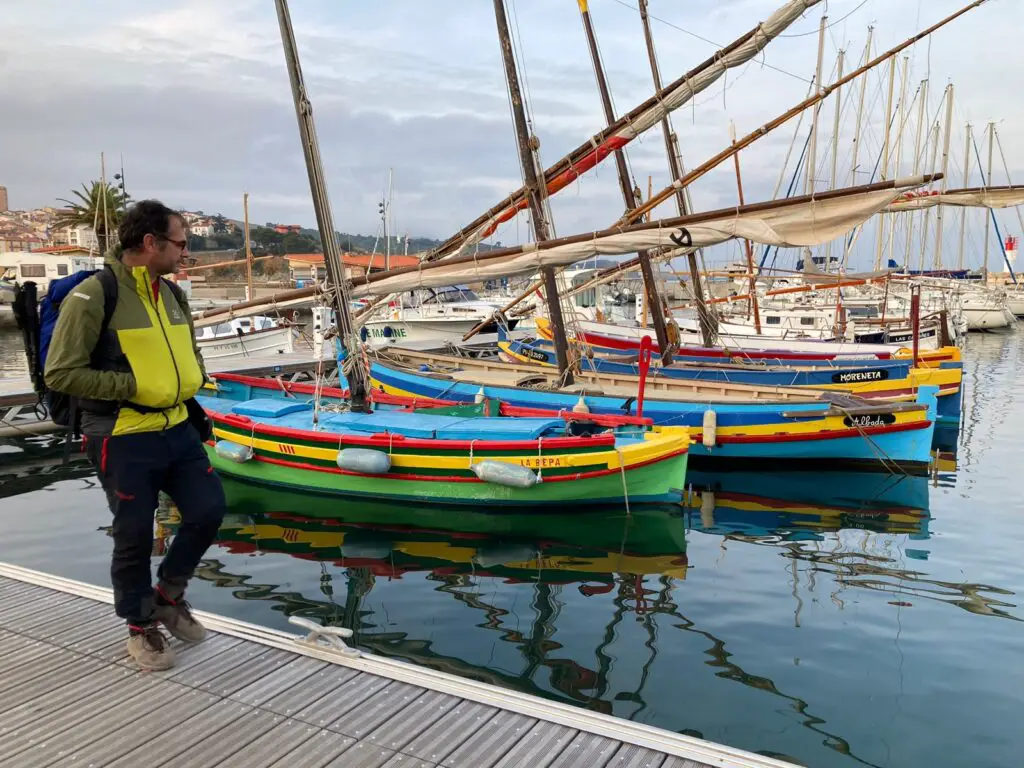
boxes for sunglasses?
[157,235,189,253]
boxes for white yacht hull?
[197,324,295,360]
[963,306,1015,330]
[361,316,518,345]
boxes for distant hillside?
[188,224,501,256]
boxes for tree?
[54,181,129,254]
[213,214,228,234]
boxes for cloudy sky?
[2,0,1020,269]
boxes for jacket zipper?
[149,281,181,430]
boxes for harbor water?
[0,329,1020,768]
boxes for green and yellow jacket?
[44,253,207,437]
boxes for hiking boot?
[154,585,207,644]
[127,624,176,671]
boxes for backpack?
[15,266,119,428]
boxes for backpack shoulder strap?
[161,277,185,304]
[95,265,119,334]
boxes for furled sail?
[422,0,822,262]
[883,185,1024,212]
[350,177,931,298]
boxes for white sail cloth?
[433,0,822,259]
[352,179,925,298]
[883,186,1024,212]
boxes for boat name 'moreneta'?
[831,369,889,384]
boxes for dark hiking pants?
[85,420,226,625]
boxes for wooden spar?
[934,83,955,269]
[728,122,761,334]
[274,0,368,409]
[957,123,973,270]
[243,192,254,301]
[347,174,942,291]
[625,0,992,227]
[422,0,826,264]
[638,0,715,348]
[493,0,573,383]
[577,0,671,360]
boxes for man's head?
[118,200,190,277]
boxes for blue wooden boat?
[368,349,938,474]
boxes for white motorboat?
[361,286,520,344]
[195,316,295,360]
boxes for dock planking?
[0,567,786,768]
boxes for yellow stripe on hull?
[211,424,689,472]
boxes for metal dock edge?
[0,561,793,768]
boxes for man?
[46,199,225,671]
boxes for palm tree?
[54,181,129,254]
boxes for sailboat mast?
[849,29,872,187]
[982,121,995,277]
[637,0,715,347]
[918,121,941,272]
[100,152,110,254]
[577,0,671,359]
[729,122,762,333]
[243,192,254,302]
[493,0,573,382]
[274,0,369,409]
[873,58,897,270]
[934,83,955,269]
[904,78,929,274]
[824,49,845,268]
[630,0,990,227]
[805,14,828,196]
[885,55,910,268]
[957,123,972,270]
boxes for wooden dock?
[0,563,792,768]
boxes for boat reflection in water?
[149,459,1018,766]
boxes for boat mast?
[885,56,911,269]
[728,121,762,334]
[243,192,254,302]
[274,0,369,409]
[493,0,573,382]
[873,58,897,270]
[805,14,828,197]
[933,83,955,269]
[904,78,929,274]
[100,152,110,254]
[957,123,972,270]
[577,0,672,359]
[918,121,941,272]
[824,48,845,270]
[637,0,715,348]
[629,0,991,227]
[982,121,995,278]
[848,29,873,187]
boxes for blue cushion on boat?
[231,399,313,418]
[434,417,564,441]
[321,411,467,440]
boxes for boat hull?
[205,443,687,506]
[197,324,295,360]
[369,361,936,473]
